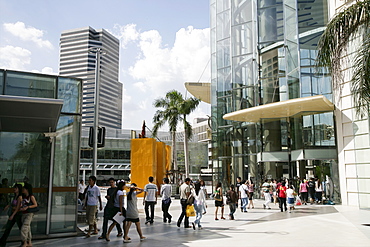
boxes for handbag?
[214,190,223,201]
[186,204,195,217]
[187,191,195,205]
[27,206,39,213]
[26,200,39,213]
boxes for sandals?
[117,233,123,237]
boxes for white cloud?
[0,45,31,70]
[3,22,53,49]
[112,23,140,49]
[128,26,210,96]
[119,25,211,129]
[31,67,56,75]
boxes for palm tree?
[179,97,200,178]
[152,90,200,181]
[152,90,183,182]
[316,0,370,117]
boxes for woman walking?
[315,179,323,204]
[20,183,38,247]
[299,179,308,205]
[0,184,23,246]
[277,182,287,212]
[123,183,146,243]
[191,182,207,229]
[247,179,255,209]
[106,181,126,241]
[214,182,225,220]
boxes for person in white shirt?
[78,180,86,201]
[286,185,296,213]
[239,180,249,212]
[177,178,192,228]
[192,181,207,229]
[106,181,126,241]
[262,179,271,209]
[160,178,172,223]
[143,176,158,224]
[83,176,102,238]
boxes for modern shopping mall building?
[186,0,369,209]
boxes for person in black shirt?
[308,178,316,205]
[98,178,123,240]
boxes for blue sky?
[0,0,211,130]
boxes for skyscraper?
[59,26,122,129]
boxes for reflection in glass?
[5,71,56,98]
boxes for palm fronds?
[316,0,370,115]
[351,32,370,117]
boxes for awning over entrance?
[223,95,334,122]
[0,95,63,132]
[185,82,210,104]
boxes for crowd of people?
[0,175,330,245]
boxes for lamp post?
[89,46,104,177]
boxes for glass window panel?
[232,55,255,87]
[216,11,231,41]
[58,77,81,113]
[262,119,283,152]
[233,87,256,111]
[258,5,284,46]
[0,70,3,94]
[217,67,231,96]
[54,115,81,187]
[0,132,50,236]
[232,0,253,24]
[5,71,56,98]
[217,39,231,68]
[50,191,77,233]
[232,23,254,56]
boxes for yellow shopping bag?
[186,204,196,217]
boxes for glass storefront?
[0,69,82,236]
[211,0,340,201]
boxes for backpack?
[278,186,286,197]
[308,181,315,188]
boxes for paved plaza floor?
[5,198,370,247]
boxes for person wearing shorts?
[123,183,146,243]
[84,176,102,238]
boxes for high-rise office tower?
[59,26,122,129]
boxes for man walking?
[98,178,123,240]
[177,178,192,228]
[143,176,158,224]
[160,178,172,223]
[239,180,249,212]
[83,176,103,238]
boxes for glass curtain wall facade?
[0,69,82,236]
[211,0,340,199]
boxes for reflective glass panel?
[0,132,50,236]
[0,70,3,94]
[5,71,56,98]
[58,77,81,113]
